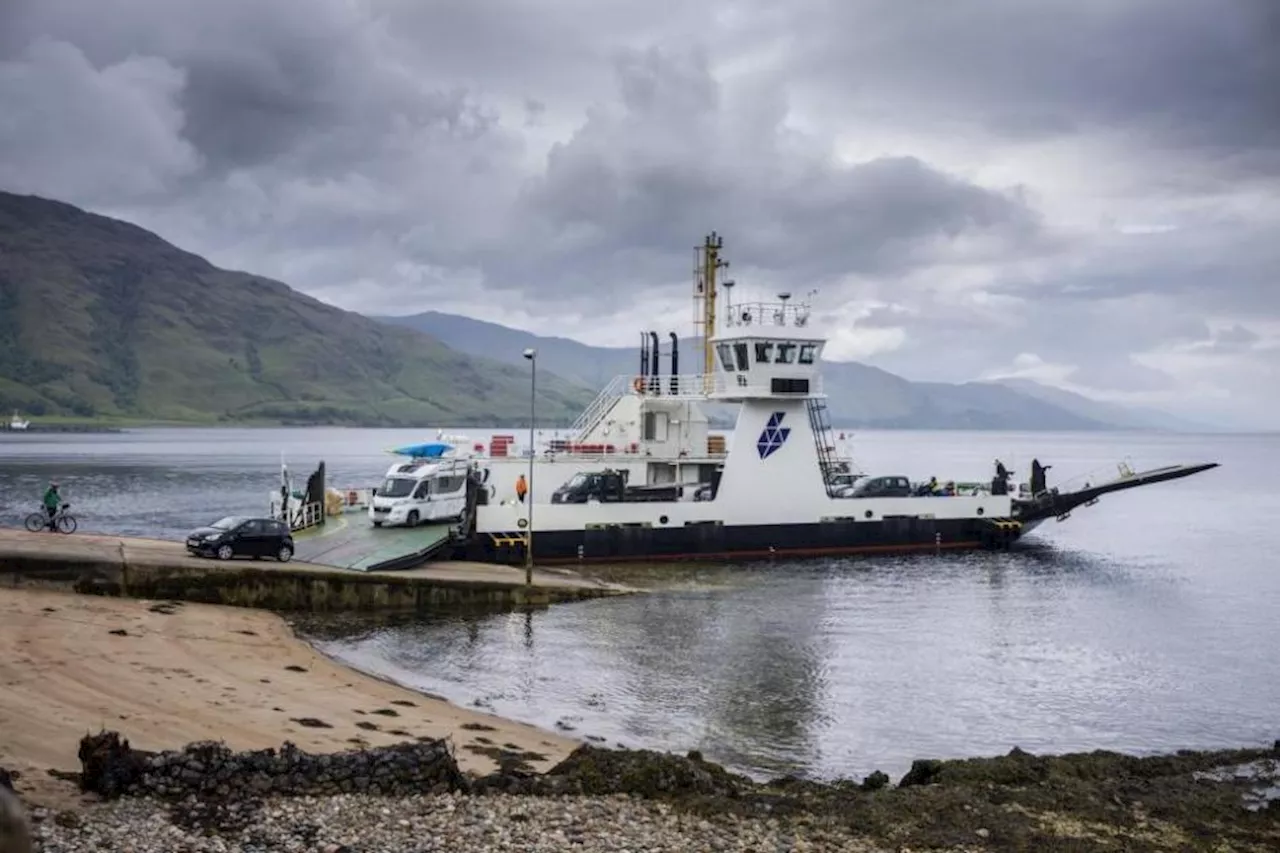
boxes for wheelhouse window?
[733,342,750,371]
[775,342,797,364]
[754,341,774,363]
[798,343,817,364]
[716,342,736,371]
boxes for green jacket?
[42,487,59,509]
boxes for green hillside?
[0,192,591,426]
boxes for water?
[2,427,1277,781]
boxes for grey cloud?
[1212,324,1260,348]
[0,38,200,205]
[792,0,1280,175]
[495,47,1042,305]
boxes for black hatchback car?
[186,516,295,562]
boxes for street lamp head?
[523,348,537,360]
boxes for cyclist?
[42,481,61,530]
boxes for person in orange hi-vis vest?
[515,473,528,503]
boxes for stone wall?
[79,732,466,800]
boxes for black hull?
[462,516,1021,565]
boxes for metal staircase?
[806,398,841,496]
[570,374,631,439]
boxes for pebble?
[30,793,883,852]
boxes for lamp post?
[522,347,536,585]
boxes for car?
[186,516,294,562]
[848,475,913,498]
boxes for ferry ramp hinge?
[979,517,1022,550]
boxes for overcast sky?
[1,0,1277,428]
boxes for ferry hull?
[461,515,1014,565]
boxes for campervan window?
[379,477,416,498]
[433,475,467,494]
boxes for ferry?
[281,232,1218,571]
[8,411,29,431]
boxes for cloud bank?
[1,0,1275,427]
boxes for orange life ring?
[633,376,645,394]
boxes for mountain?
[0,192,592,426]
[992,378,1216,433]
[375,311,1140,430]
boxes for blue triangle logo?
[756,412,790,460]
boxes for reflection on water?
[315,536,1280,780]
[4,427,1279,780]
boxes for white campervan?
[369,443,471,527]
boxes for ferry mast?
[693,232,729,391]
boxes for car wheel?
[373,521,382,528]
[406,510,419,527]
[278,545,293,562]
[216,544,234,560]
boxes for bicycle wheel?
[55,514,77,534]
[24,512,47,533]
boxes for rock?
[859,771,890,791]
[78,731,155,798]
[897,759,944,788]
[0,784,32,853]
[533,745,753,799]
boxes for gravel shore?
[28,792,884,853]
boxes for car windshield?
[563,473,588,490]
[210,516,245,530]
[379,477,417,498]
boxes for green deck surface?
[292,514,453,571]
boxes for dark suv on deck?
[186,516,294,562]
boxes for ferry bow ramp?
[290,516,456,572]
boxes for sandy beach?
[0,588,576,805]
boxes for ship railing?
[1019,458,1139,499]
[722,300,815,330]
[579,371,823,403]
[290,501,325,532]
[526,439,730,460]
[571,374,634,437]
[631,372,722,398]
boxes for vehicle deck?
[291,514,455,572]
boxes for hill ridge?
[0,191,591,426]
[375,310,1191,431]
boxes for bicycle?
[24,502,77,534]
